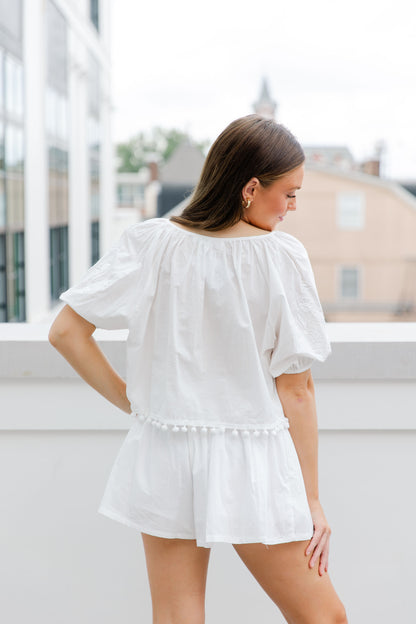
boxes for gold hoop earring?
[245,199,252,209]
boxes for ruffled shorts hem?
[98,505,314,549]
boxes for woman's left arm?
[275,368,331,576]
[49,304,131,414]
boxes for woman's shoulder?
[270,230,309,262]
[266,231,317,289]
[122,217,166,237]
[115,218,168,247]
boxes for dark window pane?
[13,230,25,320]
[91,220,99,265]
[0,48,3,113]
[50,225,68,300]
[90,0,99,31]
[0,175,5,227]
[0,232,6,321]
[5,229,25,321]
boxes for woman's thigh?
[233,540,347,624]
[141,533,211,624]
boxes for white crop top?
[60,217,331,435]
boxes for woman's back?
[60,217,330,433]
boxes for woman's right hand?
[305,499,331,576]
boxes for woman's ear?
[242,177,260,201]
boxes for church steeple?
[253,78,277,119]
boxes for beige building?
[279,164,416,321]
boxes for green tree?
[116,127,210,173]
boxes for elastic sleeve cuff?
[269,354,317,378]
[281,356,315,375]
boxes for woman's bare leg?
[233,540,347,624]
[141,533,211,624]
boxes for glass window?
[117,183,143,205]
[13,230,25,320]
[91,221,99,265]
[50,225,68,300]
[88,54,100,117]
[5,56,14,115]
[47,1,68,95]
[88,115,100,223]
[6,229,25,321]
[90,181,99,219]
[0,49,4,113]
[337,192,365,230]
[5,125,17,170]
[0,1,22,51]
[15,60,23,118]
[5,55,23,119]
[90,0,99,31]
[340,266,360,299]
[0,177,5,227]
[0,233,6,322]
[5,125,23,172]
[5,124,15,170]
[48,145,68,224]
[6,176,24,228]
[16,124,23,171]
[46,85,69,225]
[87,55,100,241]
[45,87,56,137]
[4,125,24,228]
[57,93,68,142]
[0,119,4,171]
[46,88,69,142]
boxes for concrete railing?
[1,322,415,623]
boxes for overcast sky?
[111,0,416,180]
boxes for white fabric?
[97,417,314,548]
[59,217,331,547]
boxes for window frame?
[338,265,362,301]
[336,191,366,231]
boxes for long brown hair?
[169,114,305,231]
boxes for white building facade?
[0,0,113,322]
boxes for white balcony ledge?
[1,322,415,431]
[2,322,415,624]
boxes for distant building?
[0,0,113,322]
[114,140,205,225]
[253,77,277,119]
[114,169,149,238]
[278,165,416,321]
[166,162,416,322]
[166,81,414,322]
[116,171,147,213]
[398,180,416,199]
[156,141,205,217]
[253,80,383,178]
[303,146,356,171]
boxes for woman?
[49,114,348,623]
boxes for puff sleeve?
[59,225,143,330]
[268,234,331,378]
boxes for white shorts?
[98,417,314,549]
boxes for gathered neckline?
[166,218,277,240]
